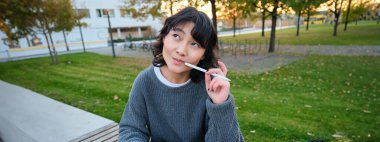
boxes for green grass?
[1,53,379,141]
[220,21,380,45]
[0,53,151,121]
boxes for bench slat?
[92,129,118,142]
[81,124,119,142]
[69,122,118,142]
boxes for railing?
[218,39,281,57]
[0,50,11,62]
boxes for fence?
[218,39,281,57]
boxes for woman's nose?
[176,43,186,56]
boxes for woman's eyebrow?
[172,27,186,34]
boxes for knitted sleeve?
[118,73,150,142]
[205,95,245,142]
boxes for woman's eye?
[191,43,200,48]
[173,34,180,40]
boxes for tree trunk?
[306,10,310,31]
[377,15,379,25]
[333,0,343,37]
[63,29,69,51]
[169,0,173,16]
[344,0,352,31]
[233,16,236,37]
[333,14,339,36]
[26,36,31,47]
[78,19,86,53]
[48,32,59,64]
[42,31,55,64]
[209,0,219,56]
[268,0,278,53]
[296,10,301,36]
[210,0,217,33]
[262,10,265,37]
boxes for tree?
[326,0,345,36]
[121,0,163,21]
[287,0,326,35]
[246,0,271,37]
[247,0,289,52]
[288,0,307,36]
[343,0,353,31]
[220,1,246,37]
[55,0,76,51]
[209,0,218,32]
[342,0,367,25]
[32,0,77,64]
[72,9,89,53]
[0,0,38,42]
[303,0,326,31]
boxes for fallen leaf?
[113,95,119,100]
[332,132,344,138]
[363,110,371,113]
[304,105,312,108]
[307,132,314,136]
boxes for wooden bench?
[70,122,119,142]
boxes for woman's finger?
[217,60,228,75]
[205,72,211,91]
[209,75,219,91]
[208,68,224,76]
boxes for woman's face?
[162,22,206,75]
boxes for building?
[0,0,163,51]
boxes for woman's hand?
[205,60,230,104]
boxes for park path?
[0,80,117,142]
[89,45,380,74]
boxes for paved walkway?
[89,44,380,74]
[0,80,116,142]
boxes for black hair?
[152,7,219,83]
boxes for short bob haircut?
[152,7,219,83]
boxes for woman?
[119,7,244,142]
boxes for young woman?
[119,7,244,142]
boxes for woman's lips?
[173,57,184,65]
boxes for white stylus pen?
[185,62,231,82]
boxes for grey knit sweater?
[119,66,244,142]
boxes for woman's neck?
[160,66,190,84]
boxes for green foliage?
[0,0,39,40]
[0,53,379,141]
[54,0,76,32]
[343,0,370,23]
[34,0,76,33]
[0,0,78,42]
[121,0,163,21]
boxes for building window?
[120,9,131,18]
[74,9,91,18]
[96,9,115,17]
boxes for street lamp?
[105,9,116,58]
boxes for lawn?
[220,21,380,45]
[0,53,379,141]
